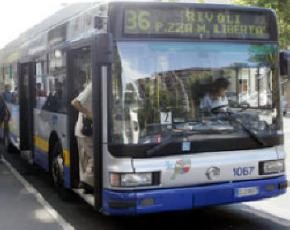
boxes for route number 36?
[125,10,151,31]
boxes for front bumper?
[102,176,287,216]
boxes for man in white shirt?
[200,77,230,113]
[71,82,94,189]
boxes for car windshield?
[110,41,279,145]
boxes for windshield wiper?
[146,132,184,156]
[225,112,266,147]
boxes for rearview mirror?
[280,51,290,78]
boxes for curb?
[1,157,75,230]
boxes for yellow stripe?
[63,150,70,167]
[34,136,49,152]
[34,135,70,167]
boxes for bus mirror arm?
[93,33,113,64]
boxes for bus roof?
[0,1,277,64]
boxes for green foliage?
[234,0,290,49]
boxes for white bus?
[0,2,287,215]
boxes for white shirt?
[75,83,92,137]
[200,94,228,111]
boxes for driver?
[200,77,230,113]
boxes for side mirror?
[280,51,290,78]
[93,33,113,64]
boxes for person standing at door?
[71,82,93,191]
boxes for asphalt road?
[2,117,290,230]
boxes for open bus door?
[66,33,112,212]
[66,36,103,210]
[67,44,92,189]
[18,62,35,164]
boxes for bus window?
[42,50,67,113]
[35,61,48,109]
[2,65,18,105]
[0,66,3,92]
[11,64,18,105]
[71,48,91,96]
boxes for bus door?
[67,45,92,188]
[19,62,35,163]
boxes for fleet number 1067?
[233,166,255,176]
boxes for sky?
[0,0,231,49]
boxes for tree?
[234,0,290,49]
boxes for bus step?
[72,188,95,206]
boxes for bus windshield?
[111,41,279,147]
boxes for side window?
[2,65,18,104]
[41,50,67,113]
[0,66,4,92]
[11,63,18,105]
[35,59,48,109]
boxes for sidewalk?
[0,158,73,230]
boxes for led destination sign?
[124,8,272,40]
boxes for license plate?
[235,187,259,198]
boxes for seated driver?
[200,77,230,113]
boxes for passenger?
[200,77,230,113]
[36,83,46,97]
[42,81,64,113]
[0,95,10,159]
[0,95,10,125]
[71,82,93,192]
[42,92,57,112]
[12,86,18,104]
[54,81,66,112]
[2,84,13,103]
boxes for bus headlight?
[259,160,285,175]
[110,172,159,187]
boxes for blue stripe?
[63,166,71,188]
[102,176,287,216]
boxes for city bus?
[0,2,287,215]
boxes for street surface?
[0,117,289,230]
